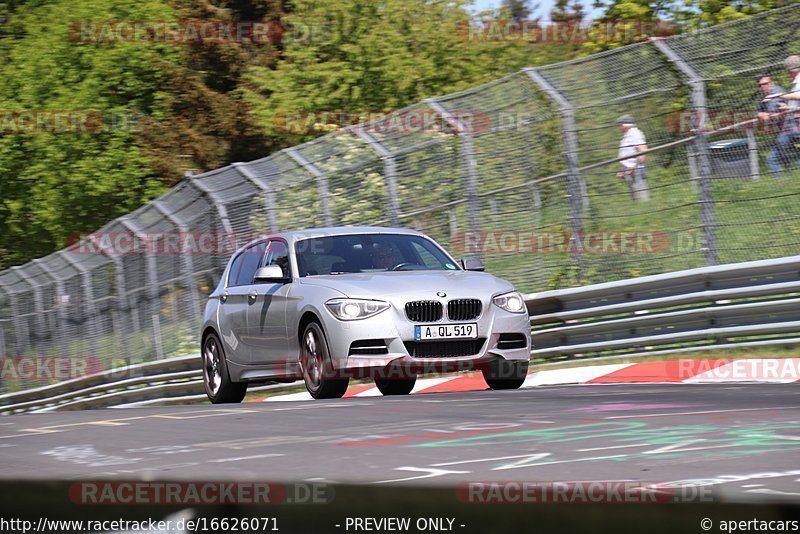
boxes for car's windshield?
[295,233,459,276]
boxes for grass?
[434,144,800,294]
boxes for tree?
[502,0,534,21]
[0,0,285,269]
[589,0,793,30]
[551,0,585,23]
[244,0,577,144]
[141,0,283,180]
[0,0,175,268]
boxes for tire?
[374,376,416,396]
[482,359,529,390]
[300,321,349,399]
[202,332,247,404]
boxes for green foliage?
[590,0,793,30]
[582,0,789,54]
[682,0,792,28]
[244,0,578,144]
[0,0,176,268]
[0,0,281,269]
[551,0,585,22]
[240,0,584,242]
[503,0,536,21]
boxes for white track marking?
[208,453,285,463]
[522,364,635,387]
[374,467,471,484]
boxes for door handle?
[248,289,258,303]
[220,292,228,304]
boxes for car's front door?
[219,240,267,363]
[247,239,291,367]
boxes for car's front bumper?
[319,303,531,376]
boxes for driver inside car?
[372,244,400,270]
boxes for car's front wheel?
[374,376,416,396]
[300,322,349,399]
[203,332,247,403]
[482,359,529,390]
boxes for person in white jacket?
[616,114,650,201]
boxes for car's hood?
[297,270,515,299]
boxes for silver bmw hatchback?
[201,226,531,402]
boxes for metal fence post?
[152,199,202,337]
[186,172,236,273]
[524,68,586,280]
[32,259,67,357]
[0,292,5,356]
[12,288,27,355]
[0,278,25,356]
[448,209,458,241]
[285,148,332,227]
[119,216,161,354]
[746,127,759,179]
[652,39,718,266]
[82,239,131,363]
[424,99,481,252]
[353,128,401,226]
[59,253,99,358]
[186,171,235,233]
[233,162,280,232]
[11,266,45,354]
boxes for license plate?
[415,323,478,340]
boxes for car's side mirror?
[254,265,289,283]
[461,256,485,272]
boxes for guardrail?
[0,354,300,414]
[3,254,800,413]
[526,254,800,362]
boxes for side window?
[234,241,267,286]
[227,252,247,287]
[264,240,290,278]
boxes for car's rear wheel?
[374,376,416,396]
[203,332,247,403]
[300,322,349,399]
[482,359,529,390]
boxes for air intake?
[405,301,443,322]
[447,299,482,321]
[349,339,389,355]
[404,339,486,358]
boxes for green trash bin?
[708,138,750,178]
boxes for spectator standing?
[762,56,800,174]
[756,74,785,123]
[616,114,650,201]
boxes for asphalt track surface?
[1,383,799,501]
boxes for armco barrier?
[0,354,299,414]
[528,254,800,360]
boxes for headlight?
[493,291,526,314]
[325,298,390,320]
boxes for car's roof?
[235,227,427,252]
[279,226,425,244]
